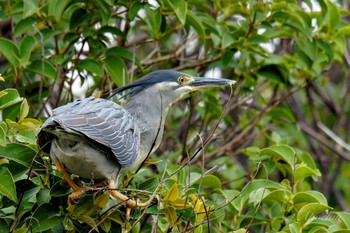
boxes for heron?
[37,69,234,219]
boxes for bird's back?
[38,97,140,169]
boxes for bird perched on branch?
[38,69,234,219]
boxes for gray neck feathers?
[124,87,171,163]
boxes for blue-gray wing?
[39,97,139,167]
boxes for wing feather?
[39,97,139,167]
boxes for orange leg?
[54,161,105,205]
[109,180,157,221]
[55,160,156,220]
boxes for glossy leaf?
[171,0,187,25]
[102,55,128,87]
[144,6,162,37]
[106,46,142,68]
[0,89,23,110]
[164,183,179,203]
[19,99,29,121]
[69,8,90,30]
[0,125,5,147]
[23,0,39,18]
[26,60,57,80]
[260,145,296,170]
[200,175,221,189]
[96,0,112,25]
[14,17,37,36]
[187,11,205,41]
[0,143,36,167]
[31,204,64,232]
[0,167,18,203]
[334,212,350,229]
[19,35,36,68]
[77,59,104,77]
[293,190,328,207]
[48,0,70,21]
[0,38,20,68]
[295,163,321,182]
[138,175,159,191]
[92,192,109,209]
[297,203,332,226]
[128,1,143,20]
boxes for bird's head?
[111,70,235,103]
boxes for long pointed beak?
[188,77,236,90]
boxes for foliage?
[1,0,350,232]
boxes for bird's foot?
[109,181,157,221]
[68,181,108,206]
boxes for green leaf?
[0,38,20,68]
[0,124,6,147]
[289,222,301,233]
[63,216,74,231]
[293,191,328,211]
[36,188,51,206]
[100,219,111,233]
[77,59,104,77]
[106,47,142,68]
[324,0,340,31]
[164,183,179,202]
[337,25,350,37]
[0,218,9,233]
[76,215,97,230]
[189,172,202,185]
[31,204,64,232]
[334,212,350,229]
[128,1,143,20]
[102,55,129,87]
[14,17,37,36]
[295,163,321,182]
[70,8,90,30]
[23,0,39,18]
[164,206,177,226]
[222,32,234,49]
[144,5,162,37]
[138,175,159,191]
[296,40,317,62]
[48,0,70,21]
[171,0,187,25]
[200,175,221,189]
[260,145,296,170]
[249,187,268,206]
[0,143,36,167]
[257,64,288,84]
[317,40,333,61]
[16,131,37,145]
[0,89,24,110]
[187,11,205,41]
[19,99,29,121]
[26,60,57,80]
[262,190,286,205]
[96,0,111,25]
[20,35,36,67]
[94,192,110,209]
[247,35,269,45]
[0,167,18,203]
[297,151,318,170]
[99,26,125,39]
[297,203,332,226]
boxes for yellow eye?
[178,76,186,84]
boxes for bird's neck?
[124,89,172,163]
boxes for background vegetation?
[1,0,350,232]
